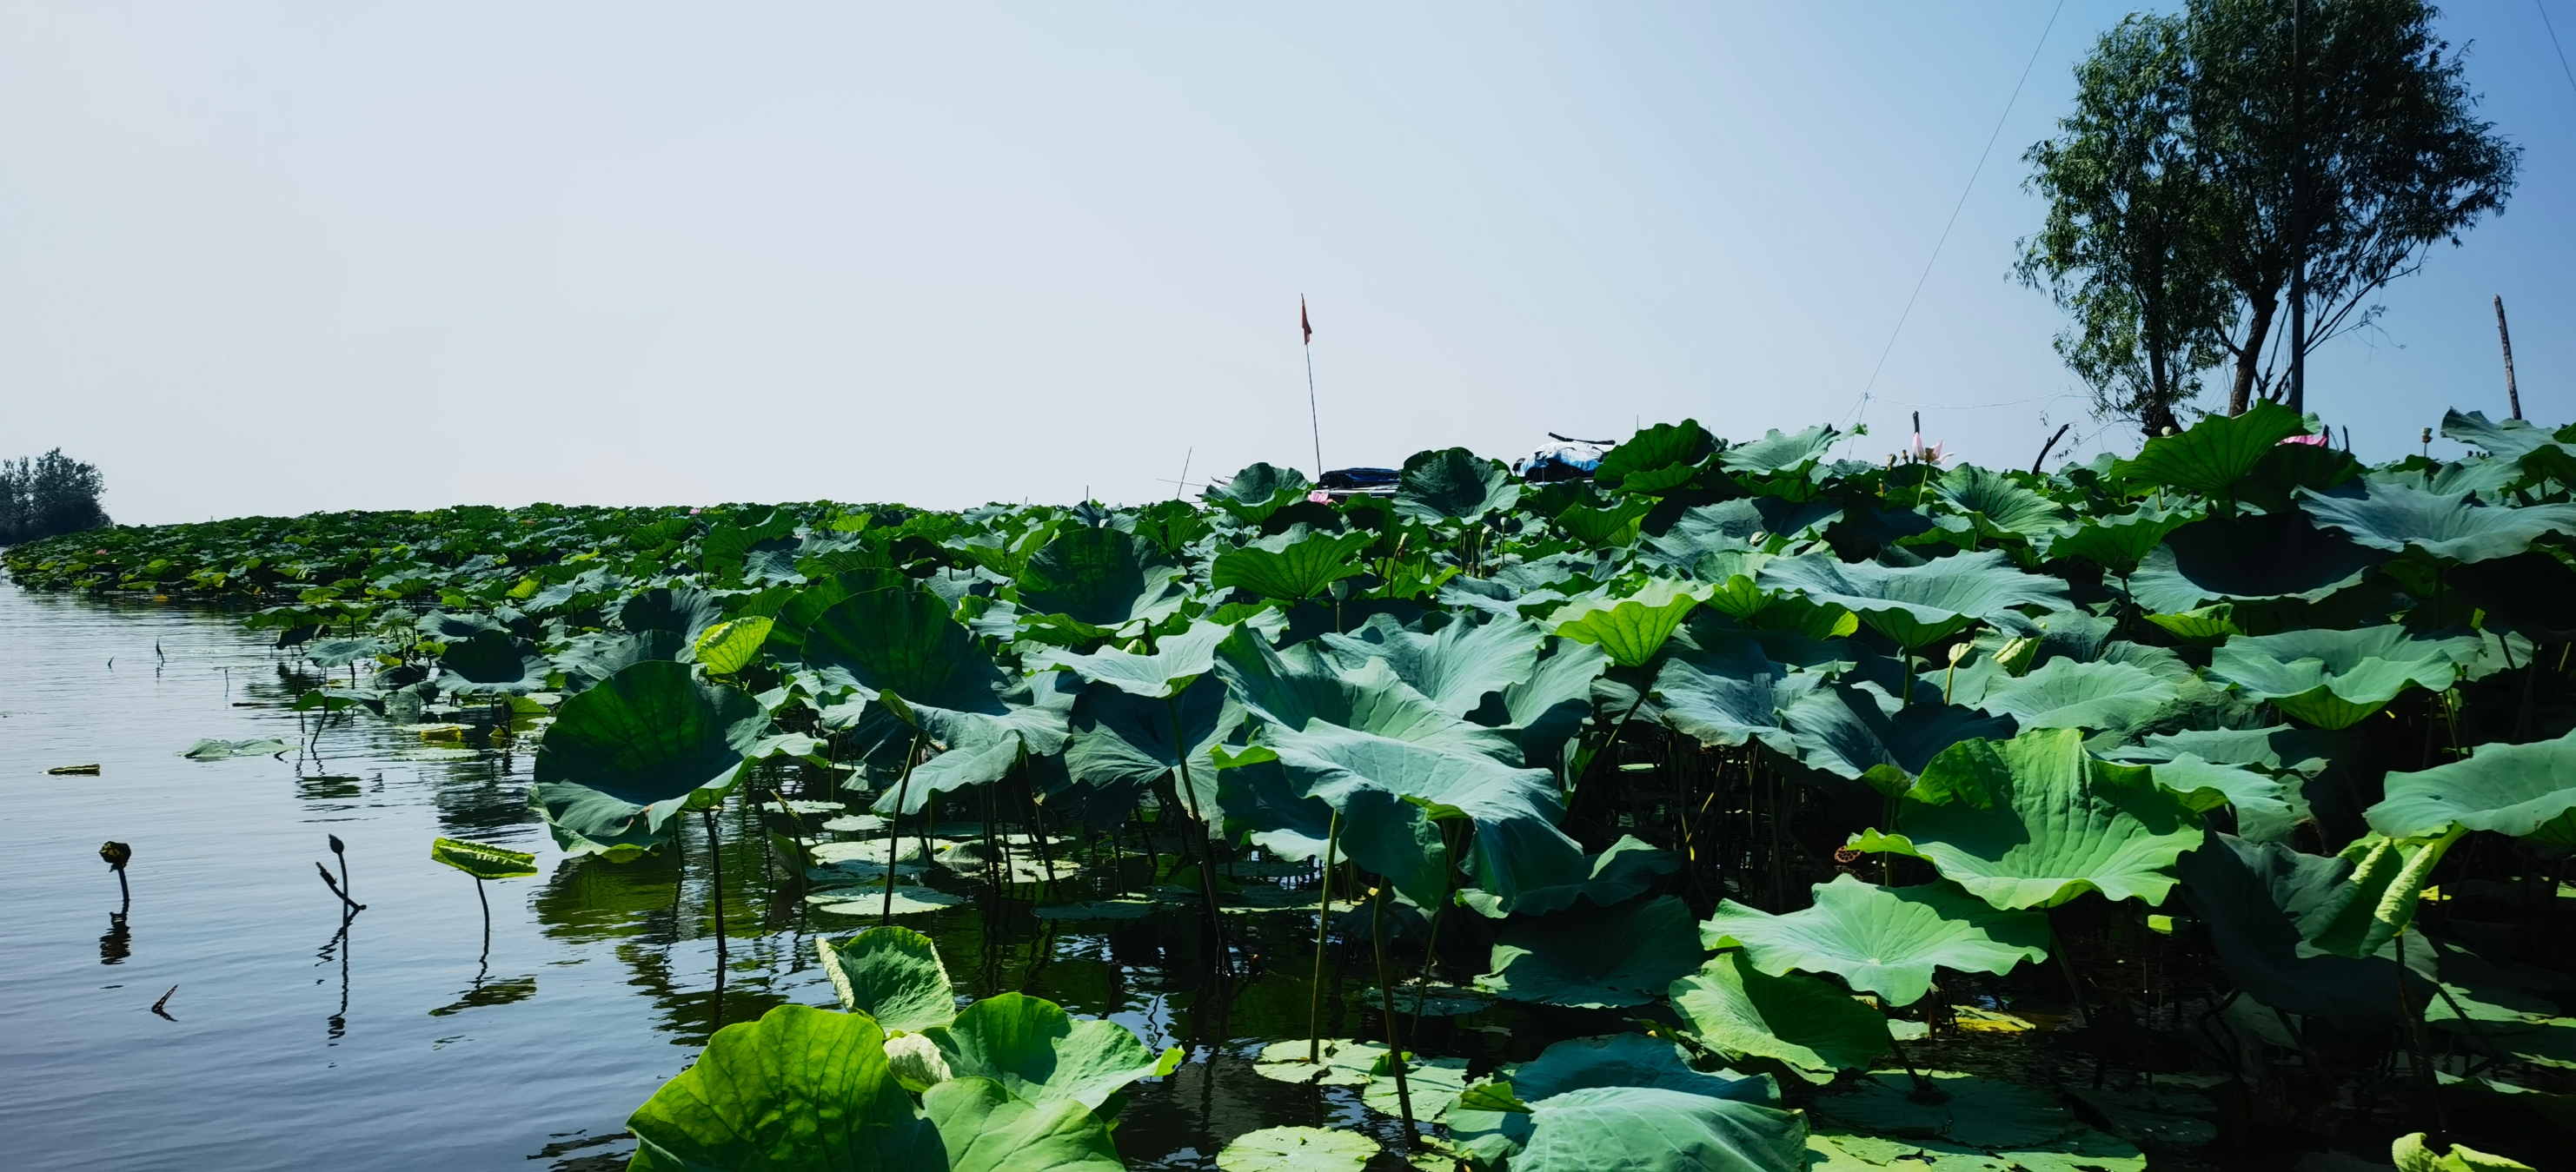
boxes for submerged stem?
[1309,809,1341,1065]
[883,734,924,928]
[1370,885,1417,1148]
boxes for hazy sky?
[4,3,2571,524]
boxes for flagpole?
[1302,295,1324,480]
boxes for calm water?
[0,582,1536,1171]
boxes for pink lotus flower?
[2279,434,2327,447]
[1307,490,1333,504]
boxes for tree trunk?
[2226,293,2278,415]
[2142,297,2179,440]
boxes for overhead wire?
[2541,1,2576,103]
[1839,0,2069,439]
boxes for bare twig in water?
[315,862,366,911]
[150,985,177,1020]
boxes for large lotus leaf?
[622,586,727,643]
[2120,400,2307,495]
[1203,462,1314,521]
[1485,637,1610,767]
[1967,658,2177,732]
[1509,1086,1808,1172]
[1062,674,1235,818]
[1813,1070,2076,1151]
[1556,498,1654,546]
[1853,729,2202,910]
[692,617,773,674]
[2444,408,2559,462]
[1670,951,1894,1082]
[2130,511,2385,612]
[1014,527,1187,634]
[765,570,913,659]
[926,993,1181,1111]
[305,636,391,668]
[1210,525,1374,601]
[1319,612,1543,717]
[2393,1131,2539,1172]
[1211,747,1338,861]
[794,586,1008,713]
[815,926,956,1033]
[2208,626,2479,729]
[1451,1034,1778,1159]
[1758,550,2068,649]
[2299,826,2463,960]
[920,1076,1124,1172]
[1938,466,2070,539]
[1777,681,2016,786]
[2372,729,2576,844]
[1550,578,1707,666]
[2300,481,2576,564]
[437,629,553,694]
[1265,720,1581,912]
[1213,626,1523,760]
[531,659,767,858]
[2042,505,2198,576]
[1650,633,1797,752]
[1477,835,1680,918]
[863,675,1078,816]
[1699,877,2051,1007]
[626,1005,943,1171]
[1597,420,1716,493]
[553,629,687,694]
[1031,619,1235,699]
[2174,833,2427,1030]
[1477,895,1706,1008]
[1720,424,1840,475]
[2149,753,2302,844]
[418,610,510,642]
[1212,1126,1378,1172]
[1396,447,1523,520]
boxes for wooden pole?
[2496,295,2523,420]
[2031,423,2072,475]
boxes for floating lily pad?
[181,737,290,760]
[1032,900,1159,921]
[1215,1126,1379,1172]
[807,886,966,917]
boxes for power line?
[2541,1,2576,103]
[1844,0,2069,435]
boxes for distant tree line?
[2020,0,2518,440]
[0,449,111,545]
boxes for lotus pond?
[6,406,2575,1171]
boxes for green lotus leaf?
[1265,720,1577,912]
[429,837,537,881]
[2208,626,2480,729]
[622,586,727,644]
[1210,525,1375,601]
[2299,481,2576,564]
[1698,876,2050,1007]
[1213,626,1524,759]
[1852,728,2203,909]
[1449,1033,1778,1156]
[1813,1069,2076,1150]
[1484,834,1679,918]
[2142,604,2241,645]
[2174,834,2436,1030]
[1396,447,1522,520]
[553,629,687,694]
[2300,826,2464,960]
[1030,619,1234,699]
[2064,1083,2219,1152]
[305,636,391,668]
[1061,674,1234,823]
[1203,462,1314,522]
[1670,951,1894,1082]
[2372,729,2576,844]
[1776,681,2015,787]
[1557,498,1652,546]
[530,659,767,859]
[814,926,957,1033]
[1361,1054,1471,1122]
[1719,423,1841,475]
[437,629,553,695]
[692,616,773,674]
[1508,1086,1809,1172]
[1476,895,1707,1008]
[2393,1131,2539,1172]
[794,586,1009,714]
[1757,550,2067,650]
[626,1005,943,1171]
[808,886,969,917]
[927,992,1182,1111]
[1649,633,1797,752]
[2148,753,2300,843]
[181,737,292,760]
[1213,1126,1378,1172]
[2129,512,2384,612]
[1550,578,1707,666]
[1597,420,1716,492]
[2234,440,2364,513]
[921,1076,1125,1172]
[1490,636,1611,770]
[1014,526,1188,636]
[1937,466,2070,539]
[1965,658,2176,732]
[1319,612,1544,717]
[2119,399,2307,495]
[2042,505,2197,576]
[763,570,913,659]
[2443,408,2559,462]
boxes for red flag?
[1300,296,1311,345]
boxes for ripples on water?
[0,583,1545,1171]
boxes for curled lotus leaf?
[2208,626,2481,729]
[530,659,767,859]
[1964,657,2177,733]
[2300,481,2576,564]
[814,926,957,1033]
[429,837,537,881]
[1395,447,1522,520]
[1508,1086,1809,1172]
[1209,525,1375,601]
[2118,399,2307,495]
[1014,526,1188,636]
[926,992,1182,1111]
[2129,511,2384,613]
[1757,550,2068,650]
[1670,951,1894,1083]
[1477,895,1707,1009]
[2371,727,2576,844]
[626,1005,943,1171]
[1549,579,1708,667]
[1319,612,1544,718]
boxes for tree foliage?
[0,448,110,546]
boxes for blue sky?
[3,2,2569,522]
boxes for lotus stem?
[1370,884,1417,1147]
[1308,808,1340,1065]
[884,734,923,928]
[2394,931,2447,1137]
[1166,696,1230,969]
[703,805,727,1030]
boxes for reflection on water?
[0,583,1561,1170]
